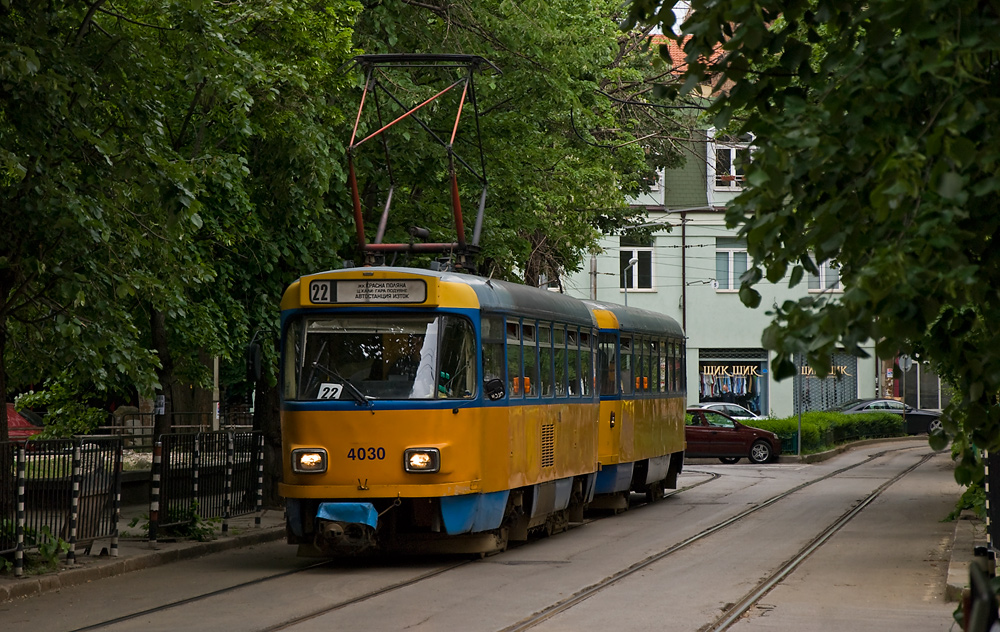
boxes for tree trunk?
[150,308,173,439]
[0,277,13,519]
[0,316,8,444]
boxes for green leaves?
[352,0,685,284]
[629,0,1000,485]
[1,0,359,417]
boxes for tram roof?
[450,272,596,326]
[300,267,596,325]
[287,267,683,336]
[584,300,685,338]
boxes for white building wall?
[563,208,879,418]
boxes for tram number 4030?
[348,447,386,461]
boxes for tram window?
[647,338,656,393]
[649,338,660,393]
[482,315,503,342]
[648,338,655,392]
[632,337,649,393]
[634,336,645,392]
[523,322,538,397]
[539,324,554,397]
[567,328,580,397]
[483,315,505,392]
[283,319,303,399]
[438,316,477,398]
[671,341,679,393]
[666,341,674,393]
[286,314,477,401]
[554,325,568,397]
[506,321,520,340]
[581,331,594,396]
[507,322,523,398]
[680,342,687,391]
[598,333,617,396]
[658,338,668,393]
[620,336,633,395]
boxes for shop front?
[698,348,769,416]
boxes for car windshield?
[283,314,477,401]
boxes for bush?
[749,411,905,454]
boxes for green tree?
[0,0,359,451]
[625,0,1000,482]
[351,0,691,286]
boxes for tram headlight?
[292,448,327,473]
[403,448,440,473]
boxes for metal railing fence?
[150,430,264,542]
[98,411,253,449]
[1,437,122,576]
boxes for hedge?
[747,412,906,455]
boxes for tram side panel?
[505,400,601,492]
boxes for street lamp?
[624,256,639,307]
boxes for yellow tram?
[278,266,686,556]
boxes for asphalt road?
[0,439,961,632]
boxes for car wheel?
[718,457,741,464]
[928,417,943,434]
[749,440,772,464]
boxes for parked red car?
[685,407,781,464]
[6,403,43,440]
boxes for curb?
[776,436,923,464]
[946,513,986,603]
[0,526,286,604]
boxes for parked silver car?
[692,402,760,421]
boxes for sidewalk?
[0,504,287,603]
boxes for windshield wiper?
[311,362,373,408]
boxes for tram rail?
[59,447,927,632]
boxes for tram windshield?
[283,314,477,401]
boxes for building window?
[644,170,662,192]
[710,133,753,190]
[808,260,841,291]
[620,235,653,290]
[715,238,747,291]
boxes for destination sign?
[306,279,425,304]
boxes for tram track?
[704,451,935,632]
[498,446,931,632]
[66,558,470,632]
[62,462,722,631]
[64,446,924,632]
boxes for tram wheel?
[645,483,664,503]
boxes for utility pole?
[590,254,597,300]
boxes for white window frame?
[808,260,842,292]
[715,240,748,292]
[620,247,654,292]
[707,129,754,192]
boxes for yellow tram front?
[278,267,601,555]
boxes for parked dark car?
[829,398,942,435]
[6,402,43,440]
[685,408,782,464]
